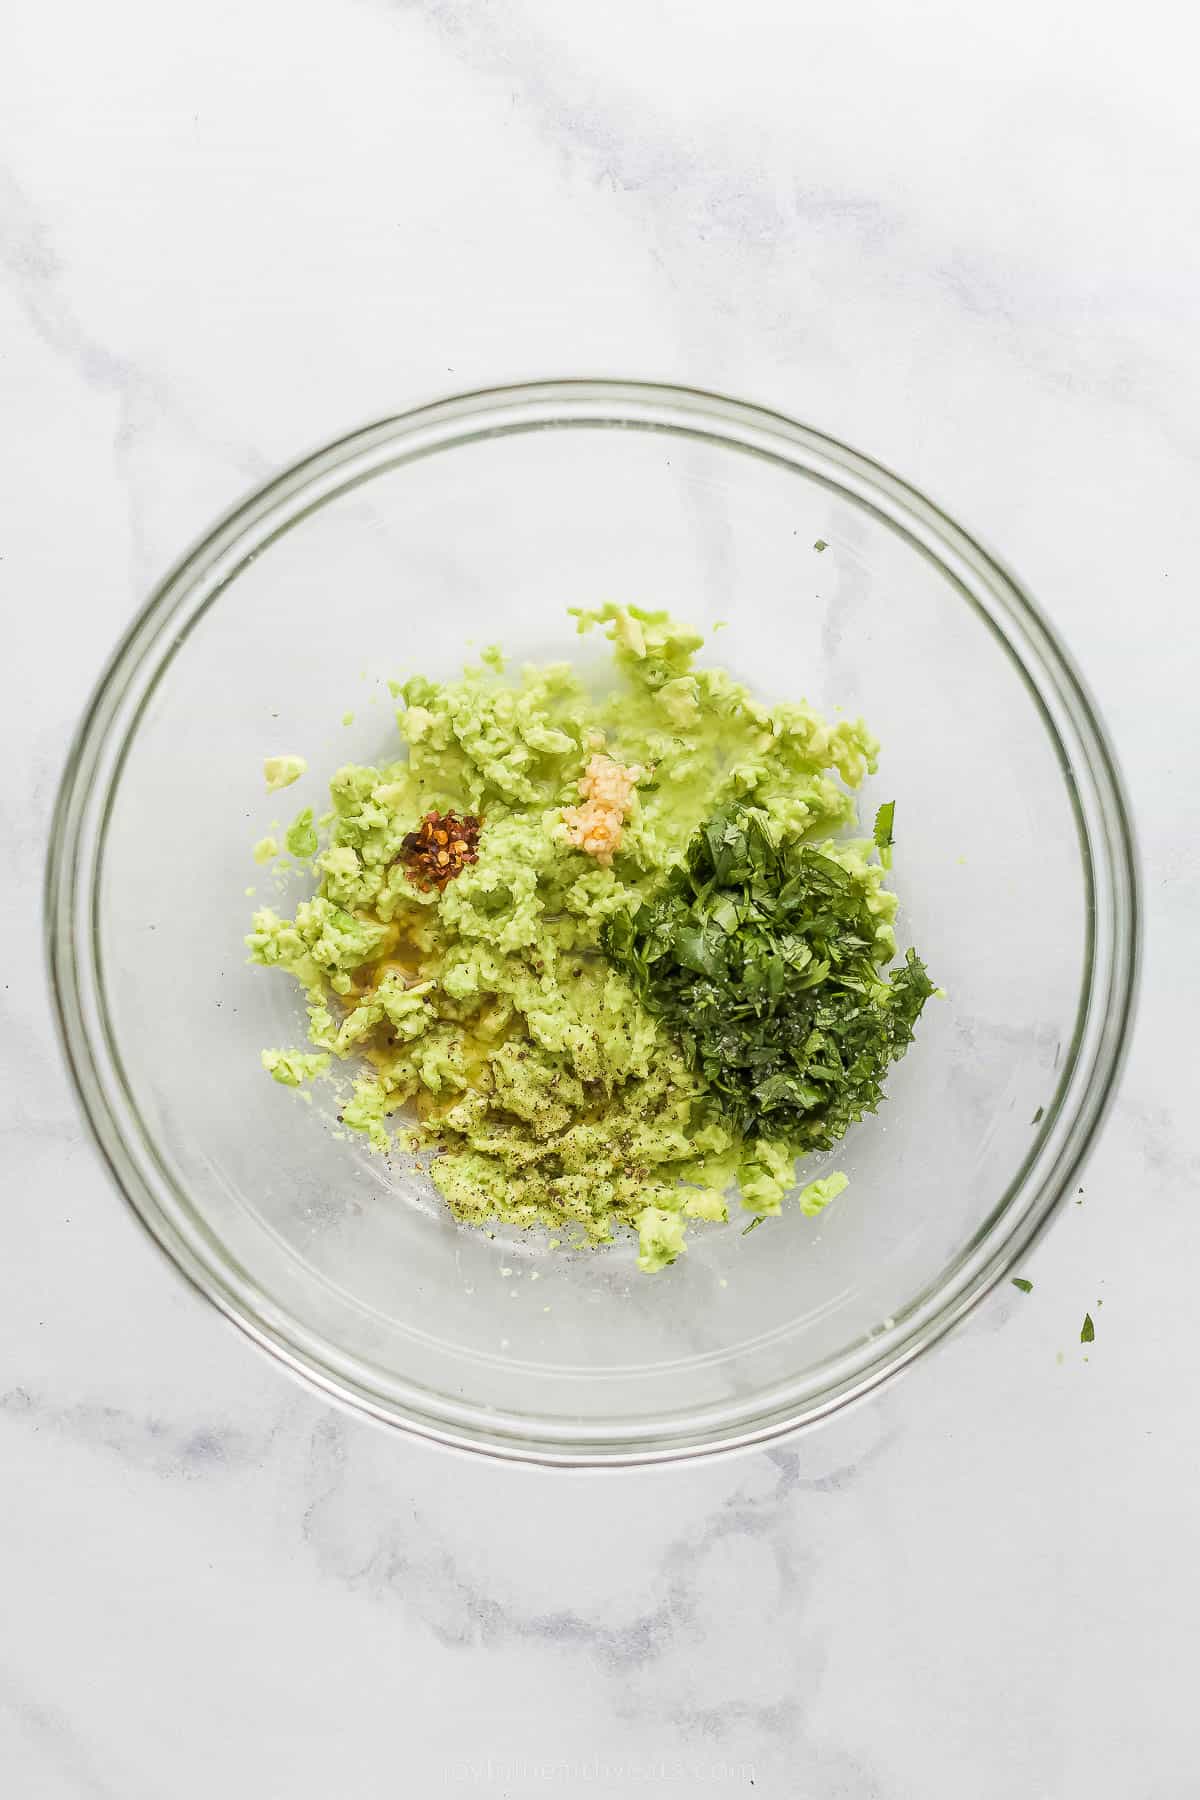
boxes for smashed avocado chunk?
[248,606,934,1269]
[263,754,307,792]
[261,1048,331,1086]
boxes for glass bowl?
[46,381,1138,1464]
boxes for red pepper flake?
[398,810,483,892]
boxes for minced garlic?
[562,753,642,866]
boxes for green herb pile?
[605,803,936,1147]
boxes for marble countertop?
[3,2,1196,1793]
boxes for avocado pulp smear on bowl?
[248,605,935,1272]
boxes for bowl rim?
[44,378,1141,1465]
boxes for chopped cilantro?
[1031,1105,1044,1124]
[1011,1277,1034,1294]
[1081,1312,1095,1343]
[813,538,829,552]
[604,803,935,1146]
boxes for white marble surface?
[2,1,1197,1792]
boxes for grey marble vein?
[0,1664,121,1800]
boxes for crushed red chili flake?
[398,810,484,892]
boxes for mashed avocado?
[248,606,924,1269]
[263,754,307,792]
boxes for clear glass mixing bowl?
[46,382,1139,1463]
